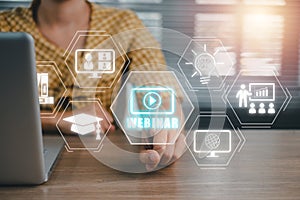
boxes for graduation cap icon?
[63,113,103,140]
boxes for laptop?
[0,32,64,185]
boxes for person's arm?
[123,11,186,171]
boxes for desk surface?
[0,130,300,200]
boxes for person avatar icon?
[258,103,266,114]
[268,103,276,114]
[102,62,107,70]
[83,53,94,70]
[236,84,252,108]
[103,52,107,60]
[249,103,256,114]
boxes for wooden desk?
[0,130,300,199]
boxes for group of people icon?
[249,102,275,115]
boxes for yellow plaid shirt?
[0,2,169,113]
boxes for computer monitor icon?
[75,49,115,78]
[193,130,231,158]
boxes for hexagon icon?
[56,100,112,151]
[178,38,235,90]
[185,115,245,168]
[36,61,67,119]
[110,71,194,145]
[225,69,288,126]
[64,31,129,90]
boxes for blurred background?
[1,0,300,128]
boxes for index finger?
[152,130,168,156]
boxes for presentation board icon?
[236,83,276,115]
[63,113,103,140]
[249,83,275,102]
[129,87,175,115]
[193,130,232,158]
[75,49,115,78]
[37,73,54,105]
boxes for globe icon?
[205,133,221,150]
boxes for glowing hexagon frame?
[185,114,246,168]
[224,69,289,126]
[56,99,112,151]
[63,30,129,90]
[110,71,195,145]
[178,38,235,90]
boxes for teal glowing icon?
[143,92,162,110]
[129,87,175,115]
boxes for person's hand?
[139,103,186,171]
[139,131,186,171]
[42,102,115,134]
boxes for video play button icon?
[149,95,157,106]
[143,92,162,110]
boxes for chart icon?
[249,83,275,102]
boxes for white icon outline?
[64,31,129,90]
[36,61,68,119]
[63,113,103,141]
[224,68,289,126]
[37,73,55,105]
[56,100,112,151]
[236,84,252,108]
[75,49,116,78]
[192,46,220,80]
[193,130,232,158]
[236,82,276,115]
[249,83,275,102]
[258,103,266,114]
[268,103,276,114]
[185,115,245,168]
[249,103,256,114]
[178,38,235,90]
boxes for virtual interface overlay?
[225,73,290,126]
[34,27,290,172]
[249,83,275,102]
[127,87,178,130]
[129,87,175,115]
[75,49,116,78]
[193,130,231,158]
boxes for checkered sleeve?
[0,14,3,31]
[0,5,184,114]
[0,12,8,32]
[123,11,166,71]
